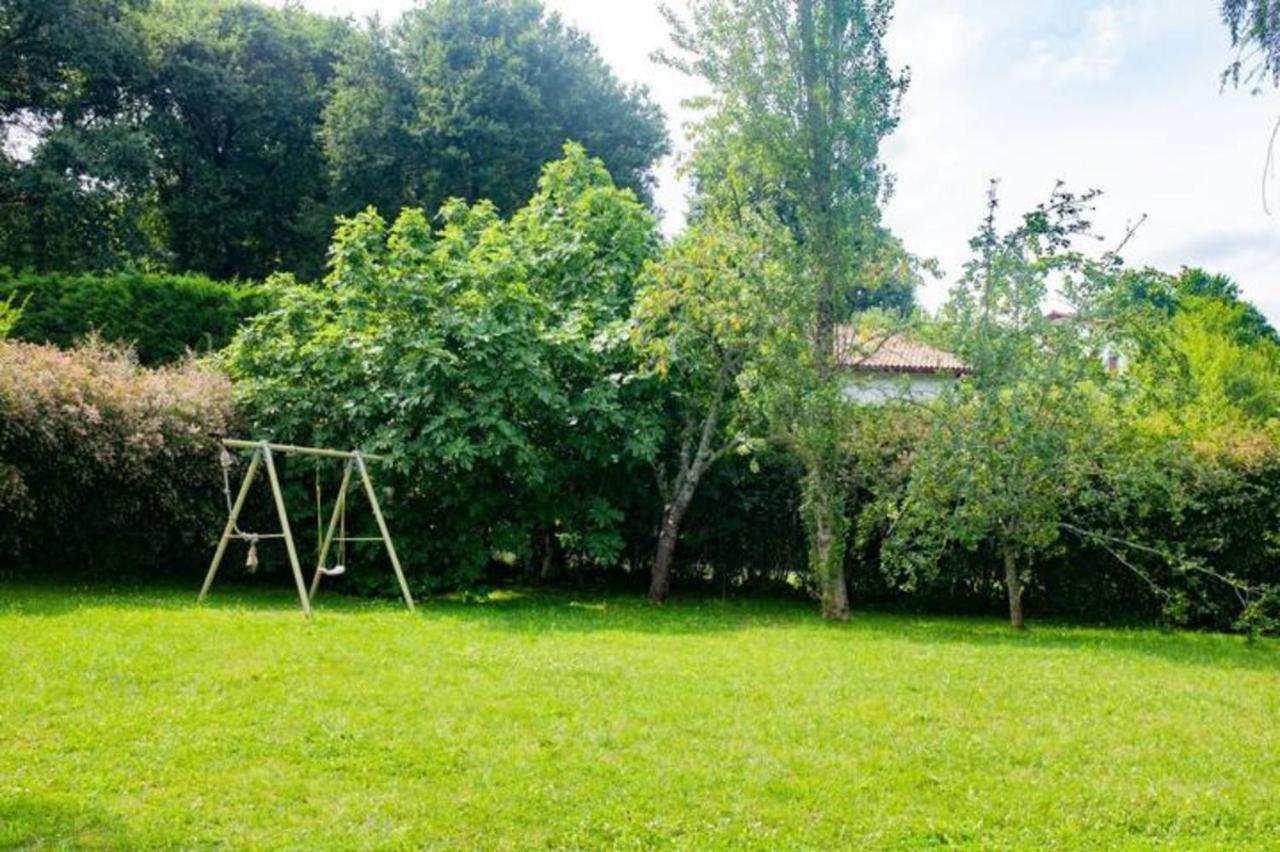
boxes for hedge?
[0,339,236,579]
[0,269,273,365]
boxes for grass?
[1,585,1278,850]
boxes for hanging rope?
[314,457,347,578]
[220,446,260,573]
[339,466,348,572]
[314,460,323,564]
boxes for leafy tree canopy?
[0,0,670,282]
[885,184,1141,628]
[226,144,662,587]
[322,0,669,221]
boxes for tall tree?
[320,21,418,220]
[660,0,908,618]
[0,0,154,271]
[632,198,799,602]
[323,0,670,221]
[0,0,146,117]
[0,0,350,278]
[140,0,350,280]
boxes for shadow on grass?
[2,581,1276,671]
[426,593,1279,672]
[851,611,1280,673]
[0,580,310,617]
[0,794,150,849]
[417,588,820,636]
[0,579,811,636]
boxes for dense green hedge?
[654,438,1280,633]
[0,269,273,365]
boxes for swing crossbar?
[221,438,386,462]
[228,533,287,540]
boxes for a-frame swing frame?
[198,439,415,617]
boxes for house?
[834,325,970,404]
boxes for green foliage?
[1133,295,1280,432]
[319,21,417,220]
[139,0,352,280]
[3,587,1279,847]
[226,145,661,589]
[630,202,800,599]
[884,184,1140,627]
[0,339,235,579]
[0,116,159,273]
[0,293,23,339]
[1100,277,1280,633]
[0,0,348,278]
[0,0,153,272]
[0,269,272,365]
[662,0,909,618]
[632,207,798,450]
[1222,0,1280,91]
[1,0,668,280]
[0,0,148,116]
[1171,268,1278,342]
[323,0,669,220]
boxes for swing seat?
[318,564,346,577]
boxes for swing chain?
[219,446,248,539]
[220,445,261,572]
[314,457,350,578]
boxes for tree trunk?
[1003,545,1025,630]
[649,372,731,604]
[802,463,850,621]
[648,486,694,604]
[797,0,839,380]
[538,528,556,581]
[814,511,850,621]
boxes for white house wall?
[841,372,955,404]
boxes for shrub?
[226,145,662,592]
[0,339,236,579]
[0,269,274,365]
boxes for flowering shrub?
[0,338,236,578]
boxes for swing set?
[198,439,415,618]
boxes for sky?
[292,0,1280,321]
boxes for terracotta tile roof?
[834,326,969,375]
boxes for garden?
[3,0,1280,847]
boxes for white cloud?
[1015,5,1125,83]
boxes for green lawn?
[1,586,1278,849]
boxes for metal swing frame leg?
[199,443,313,619]
[262,445,313,618]
[310,460,352,600]
[354,452,416,612]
